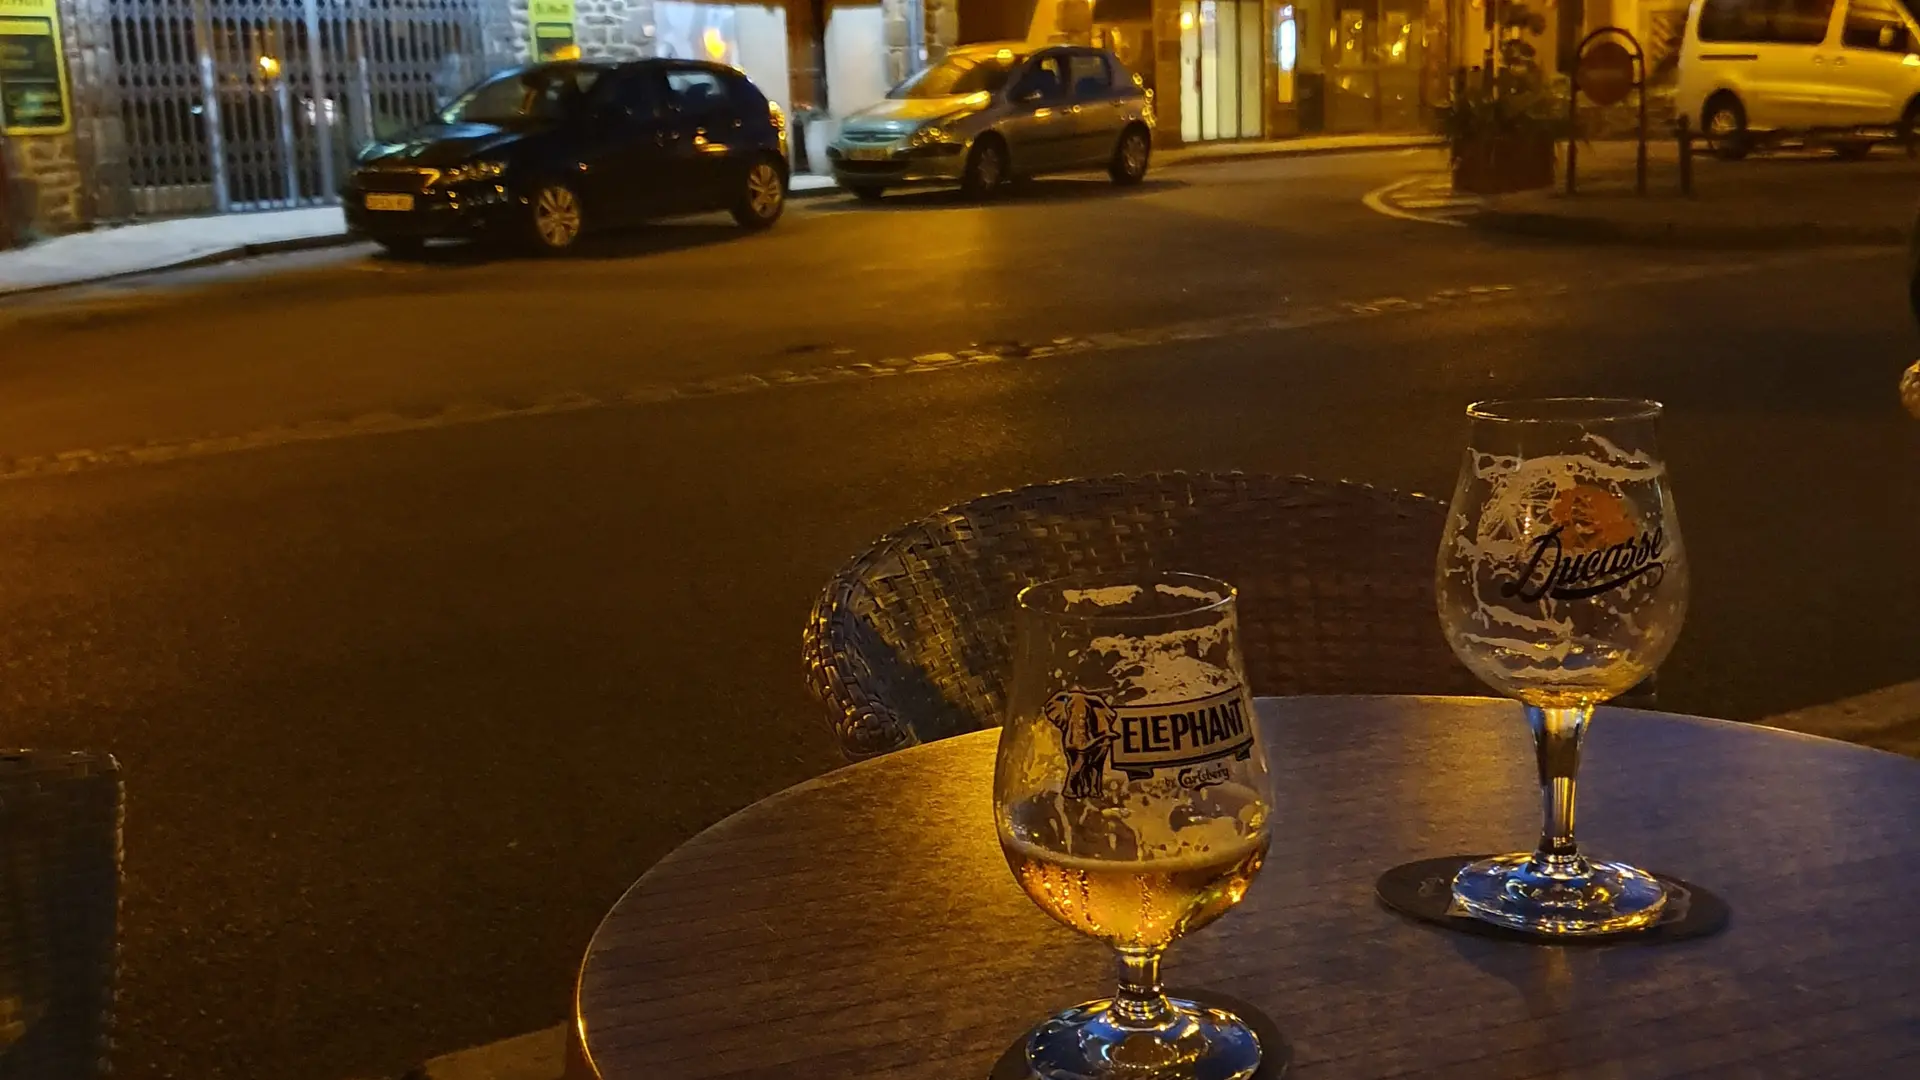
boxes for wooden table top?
[569,696,1920,1079]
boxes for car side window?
[1698,0,1835,44]
[1068,53,1112,100]
[1842,0,1912,51]
[664,68,732,117]
[1014,54,1069,102]
[602,71,661,119]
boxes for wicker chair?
[0,751,120,1079]
[805,471,1482,760]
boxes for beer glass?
[995,572,1272,1080]
[1437,399,1689,936]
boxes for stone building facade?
[1,0,959,242]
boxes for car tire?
[731,156,787,230]
[374,236,425,257]
[1109,126,1150,185]
[525,181,586,254]
[849,184,885,203]
[1703,94,1749,161]
[960,137,1007,201]
[1833,139,1874,161]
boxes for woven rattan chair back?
[805,472,1480,760]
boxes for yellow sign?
[529,0,578,62]
[0,0,71,135]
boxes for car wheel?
[1109,127,1150,185]
[849,185,885,203]
[374,236,425,257]
[526,182,585,253]
[961,138,1007,200]
[731,157,786,229]
[1833,139,1874,161]
[1703,94,1749,161]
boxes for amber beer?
[1001,827,1270,951]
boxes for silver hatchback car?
[827,42,1154,201]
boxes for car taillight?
[768,100,786,134]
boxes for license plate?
[845,146,894,162]
[365,193,414,211]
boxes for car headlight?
[909,124,957,148]
[439,160,507,185]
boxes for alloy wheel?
[533,185,582,249]
[747,163,784,220]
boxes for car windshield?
[887,52,1022,99]
[439,67,602,125]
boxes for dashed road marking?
[1363,174,1481,227]
[0,248,1876,486]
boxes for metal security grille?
[71,0,485,218]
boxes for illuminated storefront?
[1083,0,1445,144]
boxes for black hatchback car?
[344,60,789,254]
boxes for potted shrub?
[1439,2,1570,195]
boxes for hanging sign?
[0,0,72,135]
[529,0,579,62]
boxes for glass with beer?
[995,572,1272,1080]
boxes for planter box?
[1452,134,1557,195]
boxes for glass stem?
[1110,947,1175,1028]
[1526,704,1592,876]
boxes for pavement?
[0,135,1436,298]
[1472,140,1920,247]
[0,149,1916,1080]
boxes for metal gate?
[70,0,486,218]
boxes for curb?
[0,182,848,302]
[0,230,362,301]
[1,142,1435,302]
[1158,137,1442,170]
[401,1025,565,1080]
[1470,204,1906,249]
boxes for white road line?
[1397,197,1479,210]
[0,249,1875,487]
[1361,175,1468,227]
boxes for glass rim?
[1015,571,1237,623]
[1466,397,1665,425]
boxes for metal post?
[304,0,336,200]
[192,0,231,212]
[1635,48,1648,196]
[1566,67,1578,196]
[1678,116,1693,196]
[276,76,298,206]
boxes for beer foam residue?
[1154,581,1224,604]
[1087,622,1235,703]
[1061,585,1142,608]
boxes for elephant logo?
[1043,690,1120,799]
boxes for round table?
[567,696,1920,1079]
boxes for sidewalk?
[1472,140,1917,248]
[0,135,1438,298]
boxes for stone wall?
[4,132,85,237]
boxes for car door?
[657,65,741,211]
[1001,51,1075,174]
[584,69,674,224]
[1830,0,1918,124]
[1065,50,1127,167]
[1762,0,1843,128]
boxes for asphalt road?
[2,149,1917,1080]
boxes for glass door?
[1181,0,1266,140]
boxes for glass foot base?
[1026,996,1262,1080]
[1452,852,1668,936]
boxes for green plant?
[1438,2,1572,156]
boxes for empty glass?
[995,572,1272,1080]
[1437,399,1689,936]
